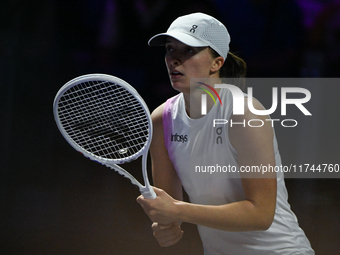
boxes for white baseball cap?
[148,12,230,60]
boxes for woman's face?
[165,37,218,94]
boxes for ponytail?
[209,48,247,90]
[222,52,247,78]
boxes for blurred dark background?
[1,0,340,254]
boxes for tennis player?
[137,13,314,254]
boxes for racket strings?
[58,80,150,160]
[61,87,147,158]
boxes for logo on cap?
[190,25,198,33]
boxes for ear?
[210,56,224,74]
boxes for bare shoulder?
[151,103,166,136]
[151,103,165,124]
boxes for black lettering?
[170,133,188,143]
[215,127,223,144]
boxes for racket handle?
[142,187,157,199]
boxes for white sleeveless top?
[162,88,314,255]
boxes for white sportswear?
[162,88,314,255]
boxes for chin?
[171,82,190,94]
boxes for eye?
[165,45,173,53]
[184,47,194,53]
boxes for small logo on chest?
[171,133,188,143]
[215,127,223,144]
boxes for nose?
[166,51,181,67]
[172,58,179,66]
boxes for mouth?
[170,70,183,79]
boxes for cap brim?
[148,31,209,47]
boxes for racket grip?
[142,187,157,199]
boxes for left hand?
[136,187,180,224]
[152,222,184,247]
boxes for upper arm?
[150,104,183,201]
[229,98,277,223]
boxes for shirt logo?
[171,133,188,143]
[215,127,223,144]
[190,25,198,33]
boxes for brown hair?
[209,48,247,90]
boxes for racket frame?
[53,74,156,199]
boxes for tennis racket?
[53,74,156,199]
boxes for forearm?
[138,183,276,232]
[175,199,274,232]
[174,177,277,232]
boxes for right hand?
[151,222,184,247]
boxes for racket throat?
[140,156,156,199]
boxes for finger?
[153,222,182,240]
[152,222,180,231]
[151,186,165,196]
[158,229,184,247]
[136,195,152,207]
[136,195,144,204]
[152,222,173,230]
[155,227,183,247]
[172,221,181,227]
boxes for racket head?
[53,74,152,165]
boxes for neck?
[183,78,222,119]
